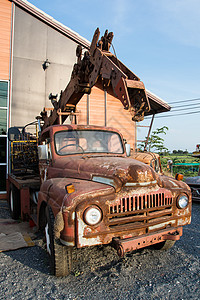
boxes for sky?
[27,0,200,152]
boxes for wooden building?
[0,0,170,198]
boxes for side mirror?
[38,144,48,160]
[125,144,131,157]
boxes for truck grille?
[108,188,173,231]
[109,191,172,214]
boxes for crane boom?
[41,28,150,130]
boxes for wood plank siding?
[106,86,136,149]
[0,0,12,80]
[77,81,136,150]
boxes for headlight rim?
[177,193,189,209]
[83,205,102,226]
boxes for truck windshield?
[55,130,124,155]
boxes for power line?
[144,110,200,119]
[143,100,200,118]
[168,97,200,104]
[172,101,200,108]
[153,103,200,114]
[171,105,200,112]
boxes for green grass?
[160,154,200,177]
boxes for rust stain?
[54,210,64,239]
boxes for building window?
[0,81,8,193]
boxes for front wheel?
[153,240,176,250]
[45,206,72,277]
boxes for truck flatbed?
[8,174,40,221]
[8,174,40,189]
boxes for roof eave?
[145,90,171,116]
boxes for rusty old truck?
[7,29,192,277]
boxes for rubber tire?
[9,184,21,220]
[153,240,176,250]
[45,206,72,277]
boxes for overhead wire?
[144,110,200,119]
[167,97,200,104]
[172,101,200,108]
[170,105,200,112]
[143,96,200,119]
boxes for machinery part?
[8,183,21,220]
[45,206,72,277]
[41,28,150,130]
[152,240,176,251]
[9,125,39,176]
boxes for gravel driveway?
[0,200,199,300]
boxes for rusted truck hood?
[50,156,158,191]
[40,177,115,211]
[48,155,191,193]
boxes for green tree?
[177,149,183,155]
[139,126,169,154]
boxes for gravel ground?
[0,200,200,300]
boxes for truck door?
[38,137,52,183]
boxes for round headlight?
[177,194,189,209]
[84,206,102,226]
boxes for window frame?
[54,129,125,156]
[0,80,9,194]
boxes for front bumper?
[111,226,182,256]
